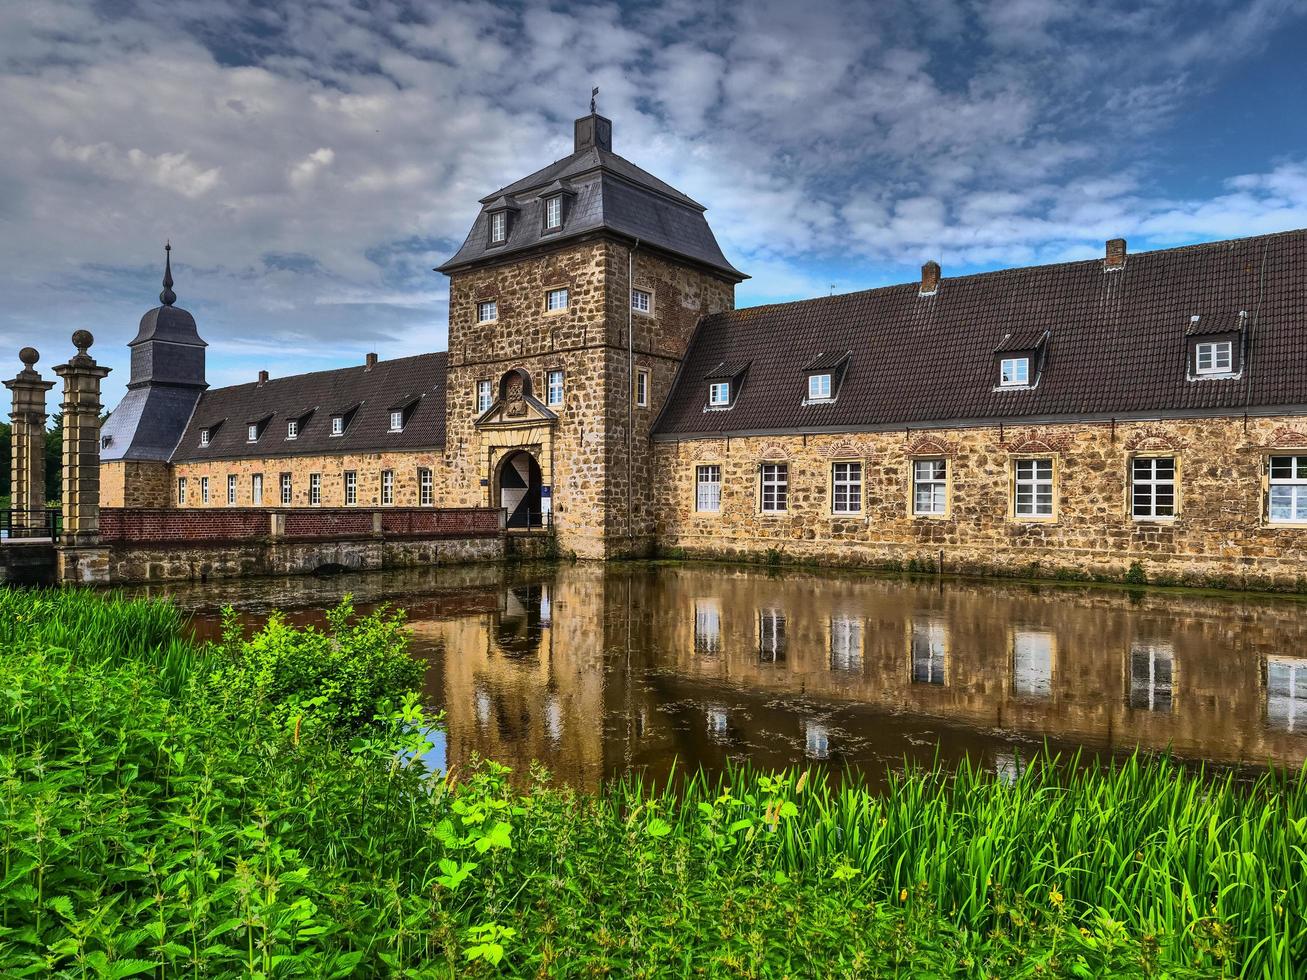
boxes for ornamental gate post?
[53,330,112,583]
[4,347,55,536]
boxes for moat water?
[130,562,1307,789]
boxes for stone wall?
[102,460,172,508]
[652,416,1307,590]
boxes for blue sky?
[3,0,1307,408]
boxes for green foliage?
[1125,560,1148,585]
[1,589,1304,977]
[203,596,422,741]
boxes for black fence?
[1,509,62,540]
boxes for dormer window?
[200,428,210,447]
[1000,357,1030,387]
[489,210,508,244]
[389,409,404,432]
[330,415,344,436]
[247,423,259,443]
[544,195,563,231]
[286,419,298,440]
[808,373,832,400]
[1195,340,1233,375]
[709,382,731,406]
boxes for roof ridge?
[712,228,1307,322]
[203,350,446,396]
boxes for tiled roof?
[438,147,745,281]
[654,230,1307,438]
[170,353,447,462]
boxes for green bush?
[203,596,422,741]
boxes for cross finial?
[160,241,176,307]
[590,86,599,114]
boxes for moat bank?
[133,560,1307,790]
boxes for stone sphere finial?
[72,330,94,354]
[19,346,38,367]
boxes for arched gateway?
[498,450,543,528]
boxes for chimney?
[574,112,613,153]
[257,370,269,385]
[365,352,378,371]
[1105,238,1127,270]
[920,260,941,296]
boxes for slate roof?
[654,229,1307,438]
[170,353,447,462]
[101,385,205,462]
[438,144,745,281]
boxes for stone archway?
[498,450,543,528]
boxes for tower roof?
[437,112,746,281]
[130,244,206,348]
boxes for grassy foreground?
[1,590,1305,978]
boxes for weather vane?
[590,86,599,114]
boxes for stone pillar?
[4,347,55,535]
[53,330,112,584]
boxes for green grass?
[1,588,1304,977]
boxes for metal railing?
[507,509,553,531]
[1,509,62,540]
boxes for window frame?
[695,464,721,513]
[808,373,833,401]
[1130,455,1177,521]
[635,367,650,408]
[830,460,863,515]
[543,194,563,231]
[631,288,652,314]
[251,473,263,506]
[200,476,209,505]
[829,615,862,672]
[309,472,321,506]
[546,369,565,408]
[1194,340,1234,376]
[912,457,950,518]
[545,287,569,313]
[247,423,259,443]
[200,428,210,447]
[476,379,493,414]
[708,381,731,407]
[488,209,508,245]
[380,469,394,506]
[477,299,498,323]
[758,608,787,664]
[286,419,298,440]
[279,473,292,506]
[177,477,187,506]
[909,620,948,686]
[1011,456,1056,520]
[389,409,404,433]
[330,415,344,437]
[419,467,433,507]
[227,474,237,506]
[1266,454,1307,525]
[344,470,358,506]
[759,462,789,514]
[999,356,1031,388]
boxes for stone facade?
[653,416,1307,590]
[101,459,171,508]
[443,239,734,558]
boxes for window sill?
[1131,516,1177,524]
[1265,520,1307,529]
[1008,514,1058,524]
[542,308,570,317]
[912,511,952,520]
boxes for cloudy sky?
[3,0,1307,407]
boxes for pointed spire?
[160,241,176,307]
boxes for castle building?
[100,108,1307,586]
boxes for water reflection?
[154,562,1307,791]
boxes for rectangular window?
[913,458,948,515]
[1013,458,1054,517]
[389,410,404,432]
[476,379,493,413]
[1268,455,1307,523]
[200,476,209,504]
[1129,643,1173,713]
[287,419,298,440]
[760,463,788,513]
[477,300,497,323]
[1195,340,1233,375]
[547,370,565,407]
[758,609,787,664]
[227,474,237,506]
[251,473,263,506]
[381,469,394,506]
[695,465,721,513]
[546,287,569,311]
[829,615,862,671]
[631,288,651,313]
[808,373,832,400]
[280,473,292,506]
[309,473,321,506]
[1131,457,1175,518]
[489,210,507,243]
[831,461,862,514]
[709,381,730,406]
[177,477,187,505]
[200,429,210,447]
[1000,357,1030,387]
[247,423,259,442]
[330,415,344,436]
[1013,631,1054,699]
[694,599,721,657]
[344,470,357,506]
[911,621,947,685]
[635,368,650,407]
[419,468,433,506]
[544,195,562,229]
